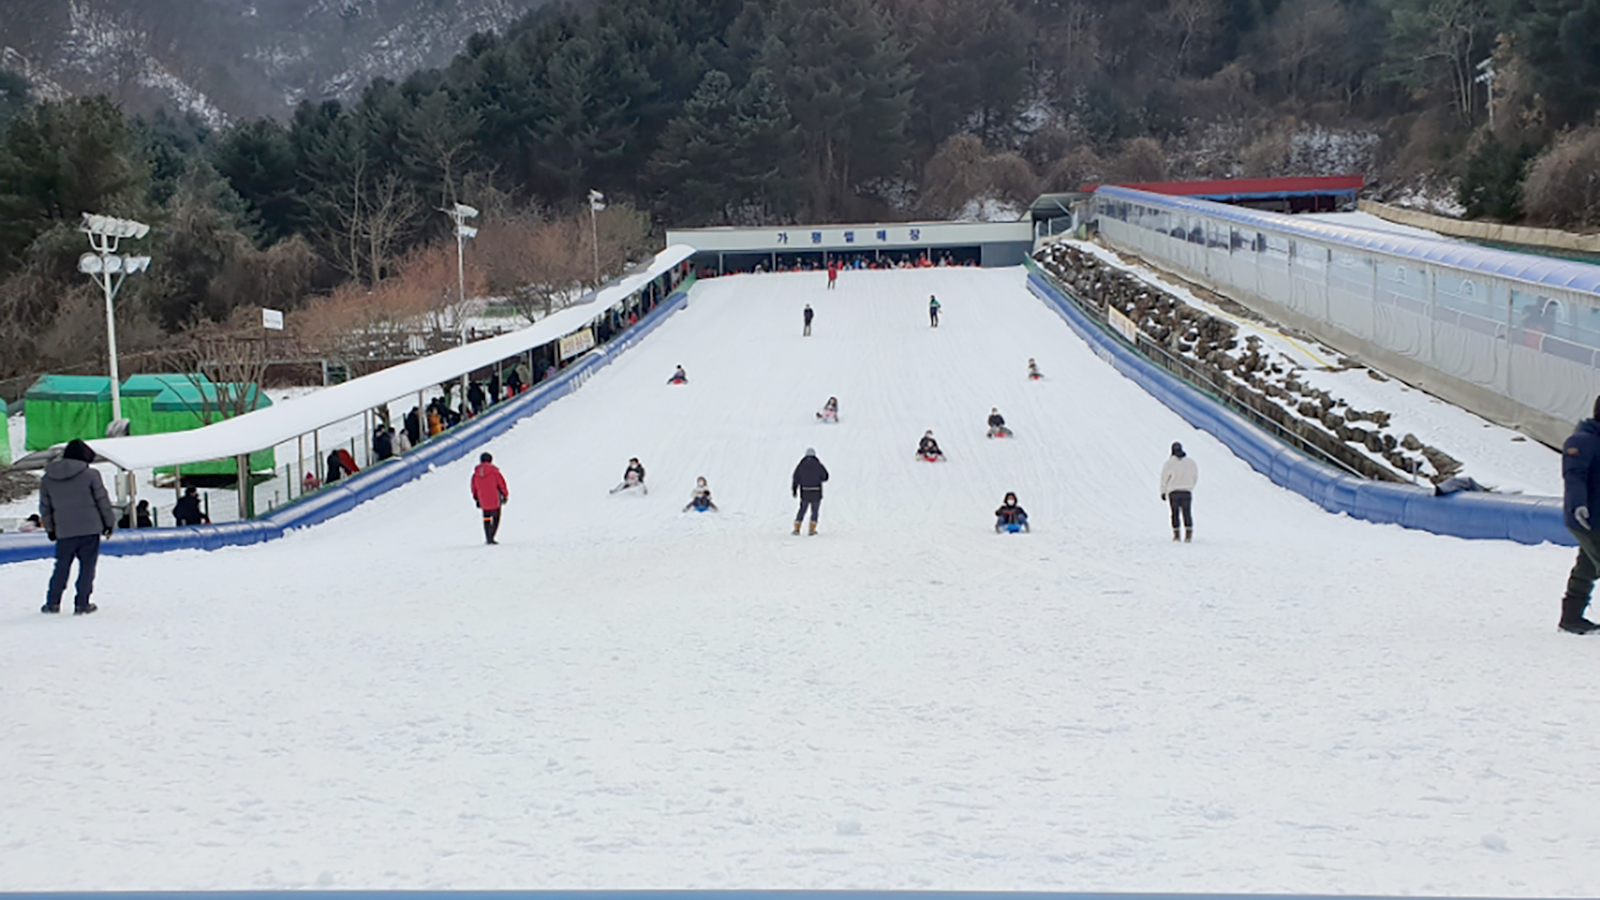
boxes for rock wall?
[1034,243,1465,484]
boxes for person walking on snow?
[792,448,829,535]
[1160,442,1199,542]
[803,304,814,337]
[1558,395,1600,634]
[38,439,115,615]
[471,452,509,545]
[929,295,941,327]
[827,262,838,290]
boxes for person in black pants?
[792,447,829,535]
[38,439,115,615]
[803,304,814,336]
[1559,395,1600,634]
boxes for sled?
[668,376,687,385]
[996,521,1029,534]
[816,410,839,424]
[918,452,945,463]
[1028,373,1043,381]
[987,427,1014,439]
[610,476,647,495]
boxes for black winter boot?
[1558,596,1599,634]
[74,603,97,616]
[41,603,59,614]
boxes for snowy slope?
[0,268,1593,893]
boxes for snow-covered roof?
[1096,186,1600,297]
[79,245,694,472]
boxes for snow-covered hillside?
[1,268,1592,893]
[0,0,547,123]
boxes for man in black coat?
[803,304,814,337]
[173,486,208,526]
[791,447,829,535]
[38,438,115,615]
[1559,395,1600,634]
[467,380,486,416]
[373,425,394,461]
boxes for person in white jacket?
[1160,441,1199,541]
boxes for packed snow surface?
[1,268,1593,893]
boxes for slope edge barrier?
[1025,266,1572,546]
[0,286,694,566]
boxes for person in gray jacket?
[38,439,115,615]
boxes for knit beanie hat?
[64,439,95,463]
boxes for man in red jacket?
[470,451,509,545]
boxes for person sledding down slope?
[816,396,839,423]
[987,407,1013,438]
[684,476,719,512]
[1027,358,1042,380]
[611,457,648,494]
[995,492,1029,533]
[917,430,945,461]
[668,365,688,384]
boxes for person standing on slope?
[929,295,941,327]
[803,303,814,337]
[471,451,510,545]
[826,263,838,290]
[1558,395,1600,634]
[1160,441,1199,542]
[792,447,829,535]
[38,439,115,615]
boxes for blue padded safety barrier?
[1025,269,1574,546]
[0,287,694,565]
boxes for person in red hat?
[470,451,509,545]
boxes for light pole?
[588,189,605,284]
[443,202,478,411]
[78,212,151,510]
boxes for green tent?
[150,381,275,476]
[24,375,113,451]
[120,373,214,438]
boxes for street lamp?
[588,189,605,283]
[79,213,151,430]
[79,212,151,511]
[442,202,478,408]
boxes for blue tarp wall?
[1025,265,1573,546]
[0,285,694,565]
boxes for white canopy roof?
[81,245,694,471]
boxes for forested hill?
[5,0,1600,387]
[0,0,553,123]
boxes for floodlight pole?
[80,213,151,512]
[443,203,477,414]
[588,189,604,284]
[86,232,129,423]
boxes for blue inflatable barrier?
[0,288,694,566]
[1026,269,1574,546]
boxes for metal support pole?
[296,434,304,496]
[313,429,322,484]
[363,408,372,467]
[236,453,252,520]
